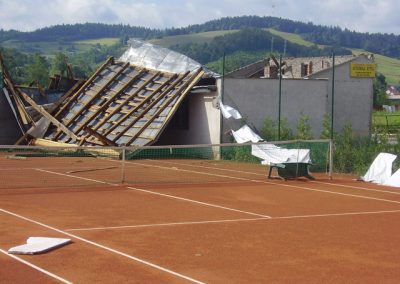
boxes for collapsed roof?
[43,58,205,146]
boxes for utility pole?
[220,52,226,144]
[331,52,335,140]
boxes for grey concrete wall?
[310,56,373,136]
[222,78,329,141]
[0,90,23,145]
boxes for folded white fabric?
[8,237,71,255]
[251,143,311,165]
[361,152,397,184]
[232,125,262,143]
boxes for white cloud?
[0,0,398,34]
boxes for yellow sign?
[350,63,376,78]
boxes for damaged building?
[0,40,220,147]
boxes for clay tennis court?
[1,154,400,283]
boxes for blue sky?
[0,0,398,34]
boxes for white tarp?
[8,237,71,255]
[383,168,400,187]
[251,143,311,165]
[219,99,242,119]
[119,39,204,74]
[361,152,397,184]
[231,125,263,143]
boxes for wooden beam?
[65,62,130,128]
[54,62,130,140]
[48,79,86,115]
[54,57,114,118]
[70,67,146,136]
[18,90,81,142]
[91,71,162,134]
[125,69,204,146]
[106,72,187,141]
[83,126,117,146]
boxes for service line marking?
[127,186,271,218]
[0,208,204,284]
[65,209,400,232]
[35,168,119,187]
[0,248,73,284]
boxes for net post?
[329,139,333,180]
[121,147,126,184]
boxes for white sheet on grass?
[8,237,71,255]
[219,100,242,119]
[361,152,397,184]
[231,125,262,143]
[251,143,311,165]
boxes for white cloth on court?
[361,152,397,185]
[383,168,400,188]
[8,237,71,255]
[251,143,311,165]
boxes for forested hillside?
[1,15,399,58]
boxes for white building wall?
[156,92,220,145]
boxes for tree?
[51,52,68,76]
[373,72,388,107]
[296,114,313,139]
[26,54,50,86]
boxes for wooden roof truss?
[45,57,205,146]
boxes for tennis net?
[0,139,332,190]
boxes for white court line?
[65,217,269,232]
[123,160,400,206]
[0,208,204,284]
[0,248,73,284]
[65,209,400,232]
[127,186,271,218]
[311,180,400,195]
[150,159,400,196]
[35,169,119,187]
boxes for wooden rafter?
[71,67,146,137]
[18,90,80,142]
[54,57,114,118]
[124,69,204,145]
[83,126,117,146]
[104,73,184,140]
[93,71,163,134]
[53,62,130,141]
[117,68,202,145]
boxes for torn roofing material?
[44,57,205,146]
[120,39,218,76]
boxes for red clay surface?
[1,156,400,283]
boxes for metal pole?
[329,139,333,180]
[121,147,126,184]
[219,52,226,144]
[331,52,335,140]
[278,54,282,140]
